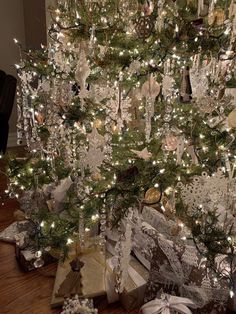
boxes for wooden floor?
[0,148,136,314]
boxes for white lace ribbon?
[141,294,195,314]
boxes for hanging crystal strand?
[23,95,32,147]
[99,202,107,250]
[71,129,77,170]
[89,25,96,53]
[164,58,171,75]
[157,0,165,32]
[78,205,85,250]
[114,209,133,293]
[229,1,236,43]
[16,87,24,145]
[208,0,215,23]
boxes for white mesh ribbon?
[141,294,195,314]
[156,237,209,308]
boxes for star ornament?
[131,147,152,160]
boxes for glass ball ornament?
[35,250,42,258]
[34,258,44,268]
[9,192,15,199]
[144,187,161,204]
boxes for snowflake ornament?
[178,169,236,224]
[61,296,97,314]
[79,127,106,175]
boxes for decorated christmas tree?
[4,0,236,312]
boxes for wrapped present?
[106,255,149,311]
[51,239,106,307]
[141,293,196,314]
[15,245,56,272]
[144,234,230,314]
[0,220,34,244]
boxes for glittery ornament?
[163,134,178,151]
[135,16,155,39]
[144,187,161,205]
[91,171,102,181]
[93,119,103,129]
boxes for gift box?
[15,245,56,272]
[106,255,150,311]
[144,234,230,314]
[51,240,106,307]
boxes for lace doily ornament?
[177,169,236,223]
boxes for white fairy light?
[67,238,73,245]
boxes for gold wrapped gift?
[51,240,106,308]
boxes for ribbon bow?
[141,294,195,314]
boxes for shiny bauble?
[163,134,178,151]
[91,171,102,181]
[144,187,161,204]
[161,196,173,218]
[111,123,119,134]
[93,119,103,129]
[208,8,225,26]
[35,112,45,125]
[33,258,44,268]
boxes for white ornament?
[107,88,132,131]
[75,49,91,106]
[52,177,73,204]
[79,127,106,175]
[162,75,175,99]
[131,147,152,160]
[114,210,133,293]
[178,169,236,226]
[128,60,141,74]
[141,75,160,142]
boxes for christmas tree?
[5,0,236,305]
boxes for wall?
[23,0,47,49]
[0,0,26,143]
[0,0,47,146]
